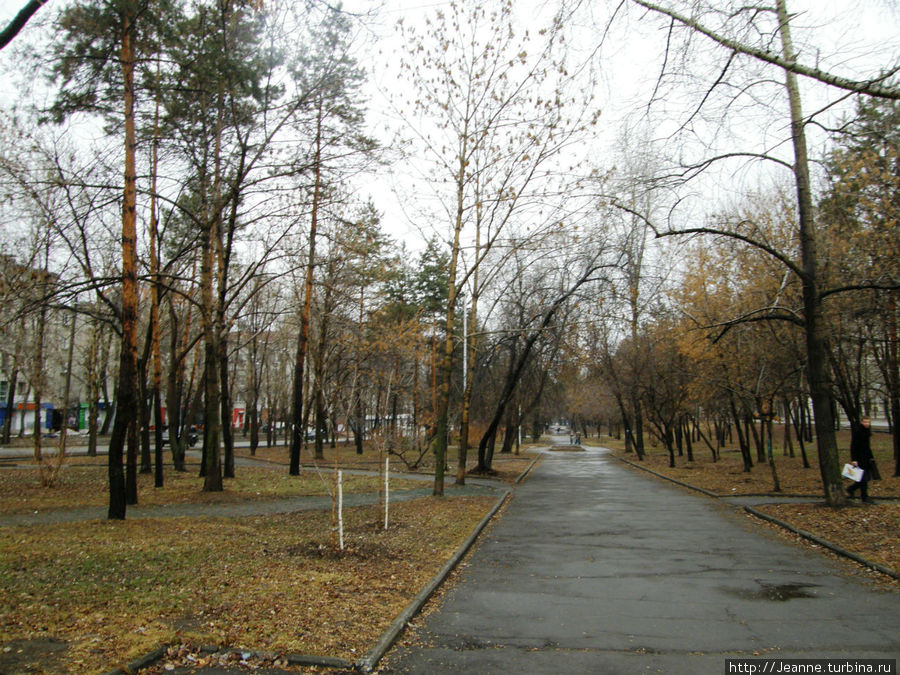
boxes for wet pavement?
[381,441,899,674]
[6,437,898,674]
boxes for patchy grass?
[594,427,899,498]
[238,441,540,484]
[0,464,428,516]
[0,442,525,673]
[756,502,900,576]
[0,495,497,674]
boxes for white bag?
[842,463,863,482]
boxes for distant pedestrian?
[846,417,875,503]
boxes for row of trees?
[0,0,622,518]
[559,0,900,500]
[552,0,899,506]
[2,0,393,517]
[567,125,898,477]
[1,0,897,514]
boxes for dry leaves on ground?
[238,443,539,481]
[0,464,427,516]
[755,502,900,578]
[0,495,497,675]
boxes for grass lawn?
[0,440,529,674]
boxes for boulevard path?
[383,438,899,674]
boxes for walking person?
[846,416,875,504]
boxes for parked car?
[160,426,199,447]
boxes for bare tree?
[605,0,900,505]
[397,0,599,494]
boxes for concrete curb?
[353,449,539,672]
[615,454,899,582]
[743,505,900,581]
[104,644,354,675]
[103,645,168,675]
[355,489,513,673]
[514,455,542,484]
[615,456,720,497]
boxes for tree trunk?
[730,395,753,472]
[354,393,364,455]
[749,413,765,464]
[887,297,900,476]
[779,399,791,458]
[202,353,223,491]
[665,423,675,468]
[108,12,139,519]
[314,384,326,461]
[2,368,16,445]
[633,396,645,460]
[248,363,259,455]
[139,356,152,474]
[500,418,516,455]
[674,420,683,457]
[777,0,844,505]
[683,416,694,463]
[166,315,182,470]
[457,222,480,485]
[290,106,323,476]
[149,105,164,486]
[219,337,234,479]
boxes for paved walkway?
[6,438,898,673]
[383,442,899,674]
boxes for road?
[382,438,899,674]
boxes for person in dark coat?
[846,416,874,503]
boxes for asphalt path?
[5,435,898,673]
[382,437,899,674]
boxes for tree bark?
[108,11,139,518]
[777,0,844,505]
[290,106,323,475]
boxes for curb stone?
[355,489,512,673]
[514,455,541,484]
[743,505,900,581]
[108,458,538,674]
[615,456,720,497]
[105,644,354,675]
[103,646,168,675]
[614,453,899,582]
[356,456,538,671]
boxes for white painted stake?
[337,469,344,550]
[384,457,389,530]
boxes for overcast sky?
[1,0,897,247]
[341,0,899,243]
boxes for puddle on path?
[722,581,819,601]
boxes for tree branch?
[609,201,806,281]
[631,0,900,100]
[0,0,48,50]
